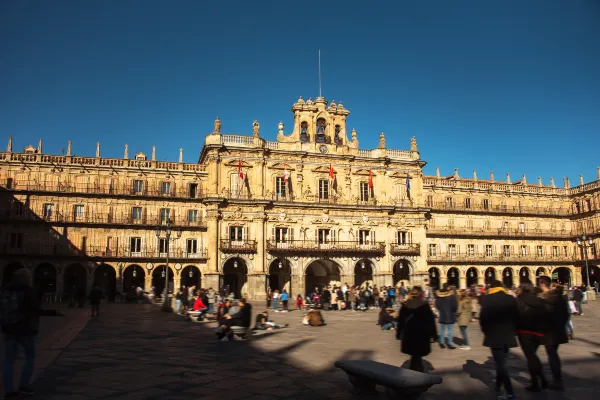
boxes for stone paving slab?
[26,302,600,399]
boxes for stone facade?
[1,96,599,301]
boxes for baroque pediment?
[222,207,251,221]
[267,211,297,223]
[224,159,252,168]
[311,165,334,174]
[269,163,294,170]
[354,169,377,176]
[388,172,409,179]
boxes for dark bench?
[334,360,442,400]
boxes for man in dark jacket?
[1,269,39,398]
[396,286,437,372]
[571,286,584,315]
[538,277,569,391]
[479,280,518,400]
[435,283,457,349]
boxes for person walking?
[280,290,289,312]
[516,283,549,392]
[457,289,473,350]
[538,277,569,391]
[271,290,280,312]
[435,283,458,349]
[207,288,216,315]
[479,280,518,400]
[89,283,103,317]
[1,269,39,398]
[395,286,437,372]
[571,286,584,316]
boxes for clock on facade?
[319,145,328,154]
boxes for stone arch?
[268,258,293,295]
[152,265,175,297]
[181,265,202,288]
[302,257,348,276]
[354,259,374,288]
[94,264,117,301]
[2,262,25,287]
[519,267,532,284]
[123,264,145,294]
[553,267,572,286]
[64,263,88,297]
[221,255,254,274]
[447,267,460,287]
[222,257,248,298]
[583,265,600,288]
[484,267,497,284]
[466,267,478,287]
[34,263,57,294]
[428,267,441,290]
[535,267,548,279]
[305,259,342,295]
[502,267,515,288]
[392,259,412,287]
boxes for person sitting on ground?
[254,311,289,331]
[216,299,232,320]
[303,309,325,326]
[192,294,208,312]
[378,308,396,330]
[217,298,252,341]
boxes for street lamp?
[155,218,182,312]
[576,234,595,290]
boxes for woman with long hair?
[457,289,474,350]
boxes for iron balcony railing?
[220,239,257,253]
[389,242,420,256]
[427,203,571,216]
[265,240,385,254]
[426,227,575,239]
[427,253,576,263]
[1,212,206,228]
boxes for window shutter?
[271,226,275,241]
[172,182,176,196]
[332,229,337,243]
[170,208,175,223]
[371,230,376,243]
[290,227,294,241]
[243,226,248,242]
[314,229,318,244]
[224,226,229,240]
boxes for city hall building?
[1,95,599,301]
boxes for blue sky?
[1,1,599,184]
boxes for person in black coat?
[516,283,550,392]
[396,286,438,372]
[217,298,252,340]
[538,277,569,390]
[435,283,457,349]
[479,280,518,399]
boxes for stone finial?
[506,173,511,184]
[410,136,418,152]
[522,174,527,185]
[38,138,43,154]
[453,168,459,179]
[95,142,100,158]
[598,166,600,180]
[214,117,221,134]
[151,146,156,161]
[436,166,441,178]
[579,174,584,186]
[179,148,183,163]
[351,129,358,145]
[473,169,478,181]
[378,132,386,149]
[566,177,571,188]
[252,120,260,137]
[7,136,12,152]
[562,178,567,188]
[124,144,128,159]
[550,177,555,187]
[490,171,495,182]
[67,140,72,156]
[538,176,542,186]
[278,121,284,136]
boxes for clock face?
[319,145,328,154]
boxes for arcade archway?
[64,263,87,297]
[392,260,411,287]
[553,267,571,286]
[2,262,25,287]
[466,267,478,287]
[34,263,57,294]
[535,267,548,278]
[519,267,531,284]
[152,265,175,297]
[222,258,248,298]
[181,265,201,288]
[268,259,292,295]
[94,264,117,300]
[582,265,600,288]
[355,259,374,287]
[484,267,496,285]
[428,267,440,290]
[305,259,341,295]
[447,268,460,287]
[123,264,145,294]
[502,268,514,288]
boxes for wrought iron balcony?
[427,252,575,264]
[390,243,420,256]
[428,203,570,216]
[266,240,385,255]
[220,239,257,253]
[426,227,575,239]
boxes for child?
[296,294,304,311]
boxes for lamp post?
[576,234,595,290]
[156,218,182,312]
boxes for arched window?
[300,122,308,143]
[316,118,326,143]
[334,125,341,145]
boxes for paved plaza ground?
[4,300,600,399]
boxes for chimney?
[537,176,542,186]
[179,148,183,163]
[473,169,478,181]
[95,142,100,158]
[151,146,156,161]
[436,166,440,178]
[67,140,72,156]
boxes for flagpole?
[318,49,322,98]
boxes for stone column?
[459,276,467,289]
[208,155,219,195]
[144,274,152,292]
[477,274,484,286]
[254,215,266,274]
[206,209,220,273]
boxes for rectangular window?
[536,246,543,256]
[275,227,288,243]
[502,221,509,231]
[187,239,198,254]
[465,198,471,209]
[189,183,198,198]
[360,182,370,202]
[161,182,171,195]
[133,180,144,193]
[73,205,85,219]
[448,244,456,256]
[467,244,475,256]
[503,245,510,256]
[483,199,489,210]
[318,179,329,200]
[43,203,54,219]
[132,207,142,221]
[318,229,331,244]
[552,246,559,257]
[229,226,244,241]
[426,195,434,207]
[188,209,198,222]
[10,233,23,249]
[358,230,371,245]
[485,245,493,256]
[396,231,409,244]
[445,197,453,208]
[159,238,168,254]
[519,222,525,233]
[521,245,527,256]
[160,208,170,223]
[275,177,286,198]
[130,237,142,253]
[428,244,437,257]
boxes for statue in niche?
[253,120,260,137]
[214,117,222,134]
[334,125,341,145]
[316,119,326,143]
[300,121,308,143]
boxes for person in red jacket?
[193,295,208,312]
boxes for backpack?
[0,289,26,327]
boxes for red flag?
[238,160,244,180]
[329,163,335,180]
[283,163,289,183]
[368,169,374,188]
